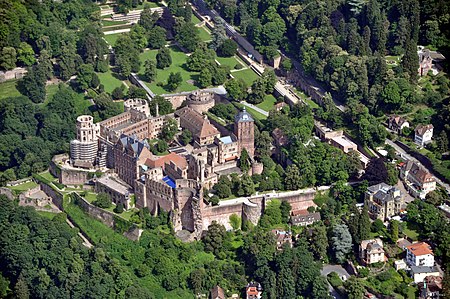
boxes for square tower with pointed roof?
[234,108,255,158]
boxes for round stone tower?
[70,115,99,166]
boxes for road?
[385,139,450,194]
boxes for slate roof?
[403,161,435,184]
[118,134,150,157]
[235,107,254,123]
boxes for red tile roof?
[406,242,433,256]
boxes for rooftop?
[406,242,433,256]
[235,107,254,123]
[97,176,131,195]
[331,135,357,148]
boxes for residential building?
[271,229,293,250]
[410,266,441,284]
[418,276,443,299]
[418,48,446,76]
[406,242,434,267]
[387,115,410,134]
[400,161,436,199]
[365,183,405,220]
[210,285,225,299]
[330,135,358,153]
[246,281,262,299]
[415,124,434,147]
[290,210,321,226]
[438,203,450,219]
[359,238,386,265]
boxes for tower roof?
[235,107,254,123]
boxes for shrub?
[93,192,112,208]
[234,63,243,70]
[327,272,343,288]
[114,203,124,214]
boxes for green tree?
[186,44,216,72]
[345,277,365,299]
[209,17,227,51]
[203,221,227,257]
[167,72,182,91]
[229,214,241,230]
[156,47,172,69]
[93,192,112,208]
[390,220,399,242]
[358,205,371,242]
[17,66,46,103]
[236,174,255,196]
[401,39,419,82]
[309,223,329,261]
[176,22,201,52]
[144,60,157,82]
[112,86,125,100]
[0,47,16,70]
[57,43,82,80]
[149,96,173,116]
[17,42,35,66]
[225,78,247,101]
[285,164,301,190]
[280,200,291,224]
[160,117,178,141]
[179,129,192,145]
[198,68,212,88]
[139,7,159,30]
[331,223,352,263]
[147,26,167,49]
[312,276,332,299]
[239,148,250,173]
[218,39,237,57]
[76,64,95,90]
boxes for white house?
[415,124,434,147]
[400,161,436,199]
[406,242,434,267]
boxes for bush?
[327,272,343,288]
[358,267,369,278]
[234,63,243,70]
[114,203,124,214]
[93,193,112,208]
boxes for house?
[394,259,408,271]
[400,161,436,199]
[418,48,446,76]
[387,115,410,134]
[271,229,293,250]
[410,266,441,284]
[406,242,434,267]
[415,124,434,147]
[246,281,262,299]
[438,203,450,219]
[210,285,225,299]
[365,183,405,221]
[290,210,321,226]
[359,238,386,265]
[418,276,443,299]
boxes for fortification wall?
[74,194,115,227]
[202,203,244,230]
[39,182,64,210]
[278,191,316,211]
[60,168,91,185]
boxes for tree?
[280,200,291,224]
[139,7,159,30]
[198,68,212,88]
[285,164,301,190]
[218,39,237,57]
[331,224,352,263]
[179,129,192,146]
[229,214,241,230]
[203,221,227,257]
[93,193,112,208]
[358,205,371,242]
[147,26,167,49]
[160,117,178,141]
[114,203,124,214]
[225,78,247,101]
[236,174,255,196]
[0,47,16,70]
[129,24,148,51]
[144,60,157,82]
[312,276,332,299]
[112,86,125,100]
[239,149,250,173]
[156,47,172,69]
[94,92,122,119]
[345,277,365,299]
[17,42,35,66]
[186,44,216,72]
[155,139,168,153]
[76,64,95,90]
[281,58,292,72]
[310,223,329,261]
[176,22,201,52]
[13,274,29,299]
[401,40,419,82]
[17,66,46,103]
[390,219,399,242]
[167,72,182,91]
[128,86,147,98]
[149,96,173,116]
[57,44,82,80]
[209,17,227,51]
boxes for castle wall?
[166,95,186,110]
[201,203,243,230]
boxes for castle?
[53,91,316,239]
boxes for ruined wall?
[0,187,15,200]
[166,95,186,110]
[74,193,115,227]
[60,168,91,185]
[40,182,64,210]
[201,203,243,230]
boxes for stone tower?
[234,108,255,158]
[70,115,100,166]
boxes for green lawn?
[102,19,128,26]
[231,68,259,85]
[305,98,320,109]
[198,26,211,42]
[0,80,22,100]
[403,224,419,241]
[97,68,126,93]
[191,14,202,25]
[73,90,95,115]
[38,171,57,182]
[233,102,267,120]
[104,33,122,46]
[37,211,59,220]
[8,181,38,191]
[256,94,277,111]
[139,46,199,94]
[216,55,243,69]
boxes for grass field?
[191,14,202,25]
[38,171,57,182]
[231,68,259,85]
[256,94,277,111]
[8,181,38,191]
[0,80,22,100]
[104,33,122,46]
[97,68,126,93]
[233,102,267,120]
[198,26,211,42]
[37,211,59,219]
[102,20,128,26]
[139,46,199,94]
[216,55,243,69]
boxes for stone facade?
[234,108,255,157]
[365,183,405,221]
